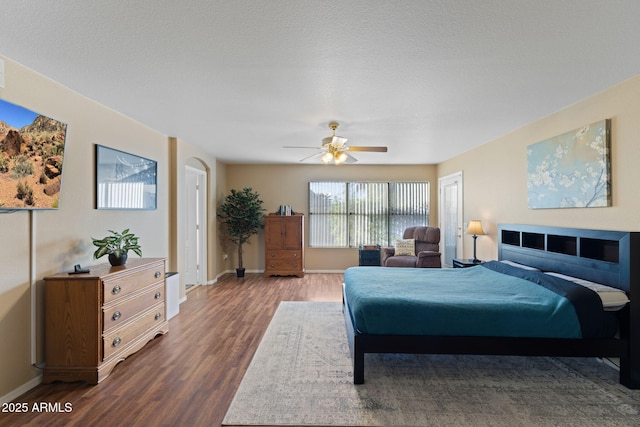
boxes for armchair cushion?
[394,239,415,256]
[416,250,442,268]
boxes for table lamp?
[466,220,485,263]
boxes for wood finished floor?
[2,273,344,427]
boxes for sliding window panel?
[348,182,389,247]
[389,182,429,244]
[309,182,348,247]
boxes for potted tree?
[92,229,142,266]
[218,187,265,277]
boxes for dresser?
[264,214,304,277]
[43,258,169,384]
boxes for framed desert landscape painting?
[0,99,67,210]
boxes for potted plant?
[92,229,142,266]
[218,187,265,277]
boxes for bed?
[342,224,640,388]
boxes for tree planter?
[218,187,265,277]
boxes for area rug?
[222,302,640,426]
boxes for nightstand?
[452,258,483,268]
[358,245,381,266]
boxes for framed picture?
[0,99,68,210]
[527,119,611,209]
[95,144,157,210]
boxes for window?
[309,181,429,247]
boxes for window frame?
[308,181,430,248]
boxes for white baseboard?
[304,269,345,273]
[1,374,42,404]
[217,269,346,277]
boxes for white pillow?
[394,239,415,256]
[500,260,541,271]
[544,272,630,311]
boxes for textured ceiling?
[1,1,640,164]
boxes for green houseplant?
[92,229,142,266]
[218,187,265,277]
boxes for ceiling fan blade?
[299,151,325,162]
[342,151,358,164]
[345,146,388,152]
[284,146,322,149]
[322,135,348,146]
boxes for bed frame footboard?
[343,300,639,388]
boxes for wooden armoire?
[263,213,304,277]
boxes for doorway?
[184,165,207,290]
[438,171,463,267]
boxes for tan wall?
[438,74,640,262]
[215,160,228,276]
[223,164,437,271]
[0,56,169,399]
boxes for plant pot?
[236,268,245,278]
[108,253,128,266]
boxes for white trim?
[30,211,37,365]
[1,374,42,404]
[184,165,208,286]
[304,269,346,273]
[438,171,464,267]
[217,269,347,276]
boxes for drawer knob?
[271,264,275,268]
[155,271,162,279]
[112,311,121,321]
[154,291,162,299]
[112,285,121,295]
[293,253,297,257]
[155,312,162,320]
[271,253,275,257]
[112,337,121,347]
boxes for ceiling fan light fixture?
[321,152,334,164]
[323,135,348,146]
[285,121,387,164]
[323,122,348,147]
[334,151,348,164]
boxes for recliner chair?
[381,226,441,268]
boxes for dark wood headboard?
[497,224,640,294]
[497,224,640,388]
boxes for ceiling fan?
[284,122,388,164]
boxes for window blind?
[309,181,429,247]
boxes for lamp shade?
[466,220,485,236]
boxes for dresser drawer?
[103,283,165,332]
[265,258,301,271]
[103,263,164,303]
[266,250,302,261]
[102,304,165,360]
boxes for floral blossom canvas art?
[527,119,611,209]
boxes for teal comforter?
[343,262,602,338]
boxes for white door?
[184,166,207,286]
[438,172,463,267]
